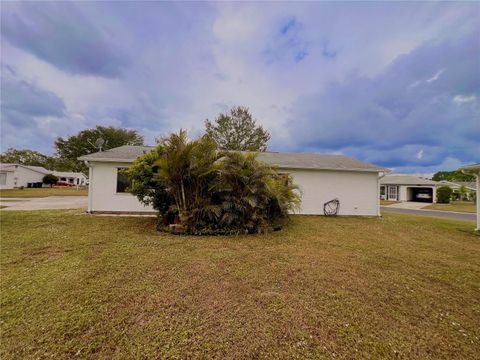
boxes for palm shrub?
[125,130,299,234]
[214,152,300,233]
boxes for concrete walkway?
[385,201,430,210]
[0,196,87,211]
[381,206,476,222]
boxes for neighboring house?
[0,163,87,189]
[380,174,438,203]
[0,164,49,189]
[79,145,387,215]
[54,171,88,186]
[437,180,476,200]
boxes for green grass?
[1,211,479,359]
[0,187,88,198]
[423,201,476,213]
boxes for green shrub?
[125,130,300,235]
[42,174,59,187]
[436,186,453,204]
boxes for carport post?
[476,174,479,232]
[459,164,480,232]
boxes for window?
[388,186,397,200]
[116,168,131,193]
[0,173,7,185]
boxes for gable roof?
[78,145,385,172]
[78,146,154,163]
[53,171,87,178]
[380,174,438,186]
[460,163,480,170]
[438,180,476,191]
[0,163,50,175]
[253,151,384,172]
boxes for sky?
[1,1,479,174]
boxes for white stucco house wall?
[380,174,438,203]
[0,163,87,189]
[79,145,387,216]
[0,164,49,189]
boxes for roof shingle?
[79,145,385,172]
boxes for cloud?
[1,2,130,78]
[286,29,480,171]
[453,94,476,104]
[263,16,309,64]
[426,68,446,83]
[1,64,66,122]
[0,65,71,151]
[0,1,478,174]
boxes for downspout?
[85,161,93,213]
[377,171,388,217]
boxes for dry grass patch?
[380,200,400,205]
[1,210,479,359]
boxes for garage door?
[408,187,433,203]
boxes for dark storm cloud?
[287,30,480,168]
[1,2,130,78]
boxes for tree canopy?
[42,174,59,187]
[125,130,299,235]
[205,106,270,151]
[0,148,73,171]
[0,148,51,167]
[432,170,475,182]
[55,126,144,173]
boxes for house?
[0,163,87,189]
[79,145,387,215]
[53,171,88,186]
[380,174,438,203]
[458,163,480,232]
[0,164,50,189]
[437,180,476,200]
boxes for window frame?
[115,167,132,194]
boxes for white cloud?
[426,68,446,82]
[453,94,476,104]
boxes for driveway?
[381,206,476,222]
[385,201,431,210]
[0,196,87,211]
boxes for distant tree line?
[0,106,269,175]
[432,170,475,182]
[1,126,145,174]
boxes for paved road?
[381,206,476,222]
[0,196,87,211]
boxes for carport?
[406,187,434,203]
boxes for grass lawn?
[380,200,399,205]
[423,201,476,213]
[1,211,479,359]
[0,187,88,198]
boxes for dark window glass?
[116,168,131,193]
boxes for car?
[55,181,74,187]
[416,193,432,199]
